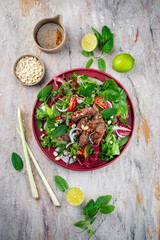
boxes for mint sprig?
[82,25,114,72]
[74,195,115,237]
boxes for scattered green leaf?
[86,58,93,68]
[55,175,68,192]
[37,85,52,102]
[11,152,23,171]
[98,58,106,72]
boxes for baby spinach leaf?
[37,85,52,102]
[86,58,93,68]
[55,175,68,192]
[100,205,115,214]
[52,125,68,138]
[82,50,89,57]
[119,117,129,125]
[84,145,95,158]
[100,89,120,101]
[105,78,119,92]
[78,83,96,97]
[74,220,86,228]
[119,135,130,147]
[102,26,111,41]
[101,108,117,118]
[11,152,23,171]
[98,58,106,72]
[103,38,113,54]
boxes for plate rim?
[32,68,135,171]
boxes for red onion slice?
[107,101,113,108]
[77,99,84,104]
[56,106,68,113]
[89,131,95,144]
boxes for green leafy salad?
[35,73,132,167]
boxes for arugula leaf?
[119,135,130,147]
[102,37,113,54]
[81,74,89,80]
[99,134,120,161]
[101,108,117,119]
[98,58,106,72]
[86,58,93,68]
[52,125,68,138]
[55,175,68,192]
[35,108,48,120]
[37,119,43,130]
[82,50,89,57]
[37,85,52,102]
[84,145,95,158]
[102,26,111,41]
[74,220,86,228]
[65,111,71,126]
[120,117,129,125]
[100,205,115,214]
[45,118,55,135]
[11,152,23,171]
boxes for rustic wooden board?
[0,0,160,239]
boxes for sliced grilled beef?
[57,133,70,141]
[78,120,98,147]
[77,118,88,129]
[70,106,97,122]
[91,122,106,145]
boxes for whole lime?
[112,53,135,73]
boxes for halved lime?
[66,187,84,206]
[82,33,98,52]
[112,53,135,73]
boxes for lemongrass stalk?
[18,108,39,199]
[17,128,60,206]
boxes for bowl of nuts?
[14,54,45,86]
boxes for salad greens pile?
[35,73,131,166]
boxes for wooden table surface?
[0,0,160,239]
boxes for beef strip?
[91,104,106,145]
[70,106,97,122]
[78,120,98,147]
[77,118,88,129]
[57,133,70,141]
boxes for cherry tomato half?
[68,96,77,112]
[94,96,109,109]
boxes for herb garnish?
[11,152,23,170]
[55,175,68,192]
[82,25,114,72]
[74,195,115,237]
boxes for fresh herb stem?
[93,51,103,59]
[17,128,60,206]
[18,108,39,199]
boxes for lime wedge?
[82,33,98,52]
[112,53,135,73]
[66,188,84,206]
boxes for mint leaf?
[86,58,93,68]
[89,51,94,56]
[79,83,96,97]
[101,108,117,119]
[100,89,120,101]
[88,206,98,218]
[89,229,94,237]
[119,135,130,147]
[103,195,112,205]
[100,205,115,214]
[102,26,111,41]
[79,226,88,233]
[82,50,89,57]
[105,78,119,92]
[83,199,94,216]
[103,38,113,54]
[98,58,106,72]
[91,27,103,49]
[37,85,52,102]
[11,152,23,171]
[55,175,68,192]
[52,125,68,138]
[74,220,86,228]
[90,217,96,225]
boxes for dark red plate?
[32,68,135,171]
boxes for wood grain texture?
[0,0,160,239]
